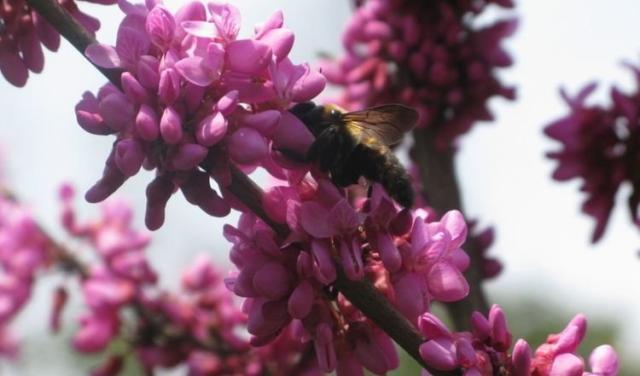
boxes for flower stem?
[25,0,461,373]
[25,0,122,86]
[412,127,489,330]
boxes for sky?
[1,0,640,374]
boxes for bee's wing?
[341,104,419,145]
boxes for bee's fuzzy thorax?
[290,101,415,209]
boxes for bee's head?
[289,102,345,136]
[322,104,346,122]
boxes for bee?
[289,102,418,208]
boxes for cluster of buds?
[57,184,312,375]
[76,0,325,229]
[419,305,619,376]
[59,184,156,353]
[545,64,640,242]
[0,0,113,86]
[320,0,516,147]
[0,194,52,358]
[225,180,470,374]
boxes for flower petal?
[427,262,469,302]
[85,44,122,69]
[181,20,217,38]
[419,339,457,371]
[175,56,215,86]
[299,202,333,238]
[226,39,272,75]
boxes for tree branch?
[25,0,122,87]
[25,0,461,373]
[412,127,489,330]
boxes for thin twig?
[24,0,122,87]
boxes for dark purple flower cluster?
[321,0,516,148]
[545,65,640,242]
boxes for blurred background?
[0,0,639,374]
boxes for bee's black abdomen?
[380,160,414,208]
[350,144,414,208]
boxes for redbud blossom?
[0,0,113,86]
[418,306,619,376]
[225,179,471,374]
[530,314,620,376]
[78,0,325,230]
[0,194,51,359]
[60,184,313,374]
[545,65,640,242]
[321,0,516,147]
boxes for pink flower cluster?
[545,65,640,242]
[59,184,311,375]
[0,194,52,359]
[410,166,501,280]
[77,0,325,229]
[529,315,619,376]
[225,179,470,374]
[0,0,113,86]
[321,0,516,147]
[60,184,156,353]
[419,305,619,376]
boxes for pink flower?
[0,195,51,360]
[78,1,325,230]
[298,190,364,281]
[82,272,135,310]
[73,312,120,353]
[419,306,619,376]
[530,314,618,376]
[0,326,19,360]
[0,0,110,86]
[585,345,619,376]
[321,0,516,147]
[392,210,470,321]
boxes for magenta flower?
[57,184,311,374]
[392,210,470,321]
[419,305,511,373]
[545,66,640,242]
[225,176,474,374]
[530,314,619,376]
[299,193,365,281]
[78,1,325,230]
[585,345,620,376]
[73,311,120,353]
[223,213,300,342]
[419,307,619,376]
[321,0,516,147]
[0,326,19,359]
[0,194,51,359]
[0,0,112,86]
